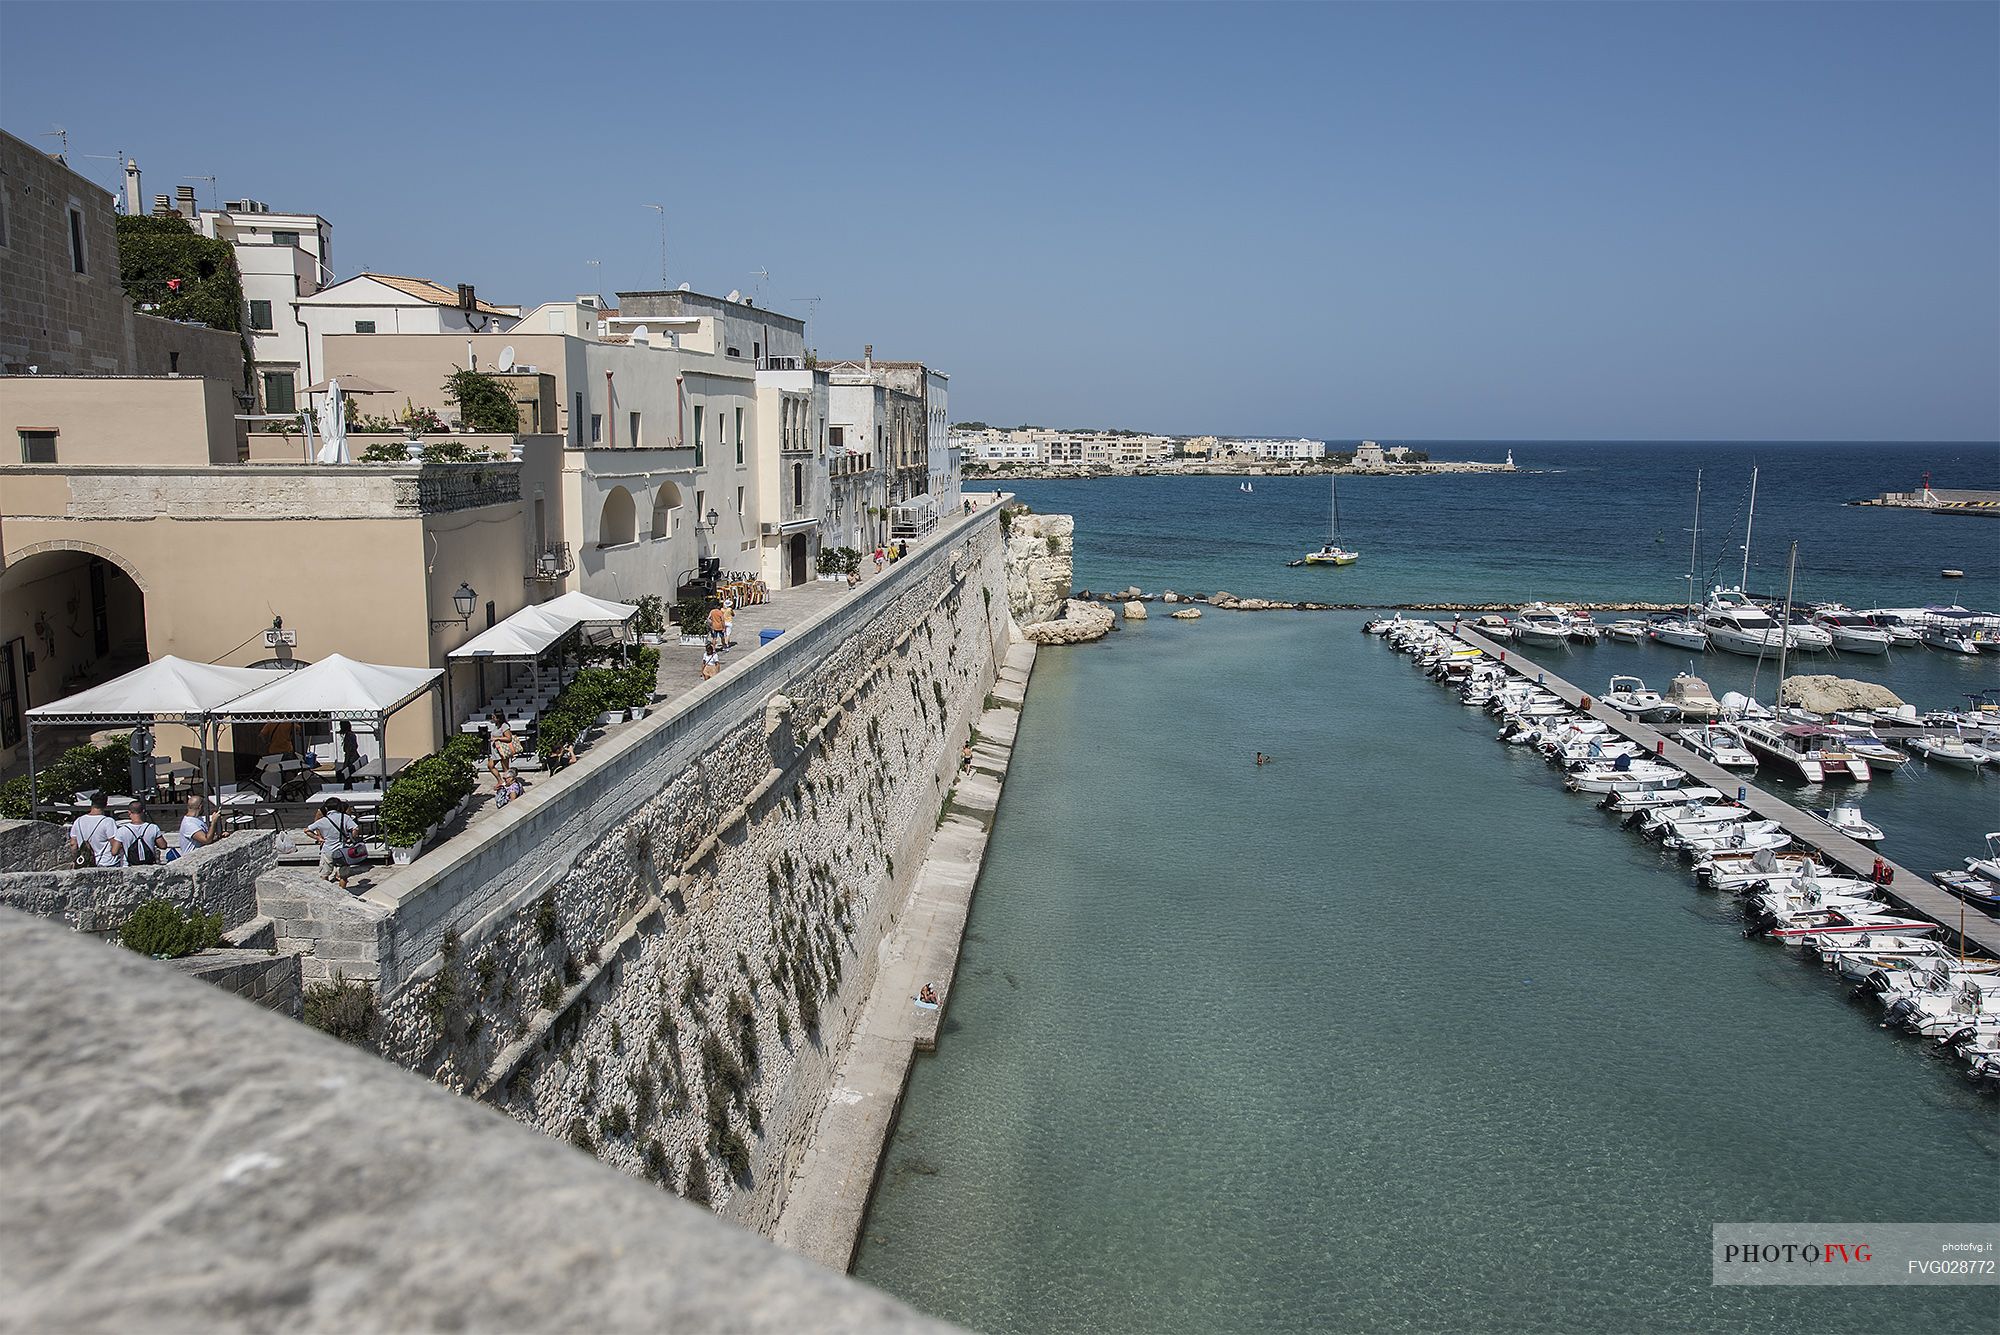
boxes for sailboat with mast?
[1648,469,1709,651]
[1734,541,1871,782]
[1303,475,1359,565]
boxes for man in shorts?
[305,797,359,889]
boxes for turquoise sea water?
[856,444,1998,1334]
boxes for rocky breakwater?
[1022,599,1115,645]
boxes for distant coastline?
[963,458,1521,481]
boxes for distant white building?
[296,273,516,400]
[1241,438,1327,460]
[965,437,1045,464]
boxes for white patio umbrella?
[314,378,350,464]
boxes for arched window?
[598,486,637,547]
[650,481,683,540]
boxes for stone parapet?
[0,830,272,935]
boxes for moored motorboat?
[1809,606,1893,655]
[1647,615,1709,651]
[1606,619,1647,643]
[1666,672,1720,720]
[1600,675,1681,723]
[1806,801,1885,844]
[1512,603,1573,648]
[1676,723,1758,769]
[1908,735,1991,769]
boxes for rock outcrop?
[1003,513,1073,625]
[1122,601,1148,621]
[1170,608,1202,620]
[1022,599,1114,645]
[1779,675,1907,714]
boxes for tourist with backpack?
[115,802,168,865]
[305,797,361,889]
[67,794,123,868]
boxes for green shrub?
[671,597,716,639]
[535,891,560,945]
[359,441,412,463]
[118,899,222,959]
[443,366,522,434]
[718,1128,751,1182]
[642,1137,671,1183]
[634,594,667,636]
[567,1117,596,1155]
[684,1153,712,1205]
[378,740,480,847]
[116,214,249,386]
[304,972,379,1048]
[599,1101,631,1139]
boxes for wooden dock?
[1447,623,2000,959]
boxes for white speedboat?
[1603,784,1725,814]
[1922,624,1981,654]
[1668,820,1792,855]
[1513,603,1573,648]
[1644,802,1756,839]
[1853,608,1925,645]
[1600,674,1680,723]
[1564,760,1685,793]
[1677,724,1758,769]
[1780,614,1835,653]
[1647,616,1709,651]
[1809,607,1893,655]
[1568,616,1602,644]
[1759,907,1938,943]
[1909,735,1991,769]
[1835,733,1908,771]
[1693,849,1828,890]
[1806,801,1885,844]
[1606,619,1647,643]
[1884,976,2000,1038]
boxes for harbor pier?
[1447,623,2000,958]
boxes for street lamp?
[695,508,720,532]
[432,582,478,631]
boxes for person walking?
[115,802,168,865]
[700,647,721,680]
[873,544,886,573]
[338,720,363,789]
[67,793,123,868]
[306,797,360,889]
[707,603,728,651]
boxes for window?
[19,430,56,463]
[263,371,296,414]
[168,351,180,374]
[272,230,300,248]
[629,411,641,449]
[588,413,603,444]
[353,319,375,334]
[735,407,744,465]
[736,486,745,518]
[792,463,803,508]
[67,207,87,274]
[693,405,704,466]
[694,489,705,527]
[828,426,844,450]
[248,300,274,331]
[573,392,584,446]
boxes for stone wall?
[1003,511,1073,625]
[0,909,949,1335]
[163,946,302,1019]
[331,506,1012,1231]
[0,830,272,936]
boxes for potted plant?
[673,598,714,645]
[634,594,667,645]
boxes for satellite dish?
[496,345,516,373]
[677,281,692,291]
[630,325,650,345]
[725,289,742,303]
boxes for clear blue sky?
[4,1,1995,440]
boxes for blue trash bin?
[758,628,784,647]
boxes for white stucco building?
[1240,437,1327,460]
[192,199,334,416]
[296,273,517,400]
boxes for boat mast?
[1739,465,1758,593]
[1330,475,1340,543]
[1774,540,1796,712]
[1687,469,1702,614]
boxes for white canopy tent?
[212,654,444,788]
[22,657,290,810]
[448,605,580,662]
[535,590,639,628]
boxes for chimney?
[175,185,197,220]
[863,344,873,370]
[152,193,174,217]
[123,159,142,217]
[457,283,476,311]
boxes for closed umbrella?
[315,379,350,464]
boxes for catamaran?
[1302,475,1357,565]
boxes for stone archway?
[599,487,637,547]
[650,481,683,540]
[0,544,151,762]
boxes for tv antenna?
[81,149,127,207]
[41,125,67,154]
[750,267,770,302]
[642,203,668,285]
[183,175,218,210]
[787,294,824,342]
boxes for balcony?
[761,355,812,372]
[530,542,574,582]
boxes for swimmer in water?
[1255,753,1270,766]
